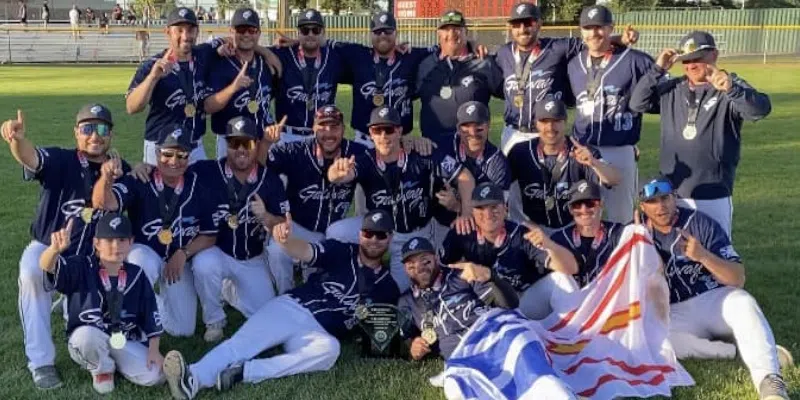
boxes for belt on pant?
[284,126,314,136]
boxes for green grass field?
[0,63,798,400]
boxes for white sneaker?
[203,320,226,343]
[92,373,114,394]
[776,345,794,371]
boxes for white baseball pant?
[517,272,580,321]
[430,219,451,250]
[127,243,197,337]
[677,197,733,238]
[325,216,435,293]
[267,221,326,295]
[189,295,340,388]
[192,247,276,326]
[669,286,780,390]
[67,325,164,386]
[143,140,206,166]
[597,145,636,224]
[18,240,57,372]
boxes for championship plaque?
[356,303,406,358]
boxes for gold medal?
[439,86,453,99]
[227,214,239,229]
[513,94,524,108]
[184,103,196,118]
[421,328,438,345]
[247,100,258,114]
[355,304,369,320]
[682,124,698,140]
[545,196,556,211]
[157,229,173,245]
[372,94,385,106]
[81,207,93,223]
[109,331,127,350]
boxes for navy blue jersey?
[508,138,602,228]
[353,149,463,233]
[649,207,741,304]
[432,135,511,227]
[335,43,432,134]
[24,147,130,255]
[192,159,289,260]
[272,44,348,129]
[438,220,550,292]
[567,47,654,147]
[267,138,365,233]
[207,55,275,136]
[112,171,218,260]
[127,42,220,142]
[494,38,582,130]
[550,221,625,287]
[415,49,504,143]
[288,240,400,337]
[45,257,162,342]
[398,267,496,359]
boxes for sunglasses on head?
[159,148,190,160]
[440,14,463,24]
[226,137,256,150]
[640,180,673,201]
[510,19,535,28]
[369,126,396,136]
[570,199,600,209]
[362,230,389,240]
[235,26,259,35]
[373,28,395,36]
[78,123,111,137]
[299,25,322,36]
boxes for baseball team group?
[2,2,793,399]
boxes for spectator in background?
[99,12,109,34]
[135,29,149,62]
[125,6,136,25]
[207,7,215,22]
[112,4,122,24]
[18,0,27,27]
[41,1,50,28]
[85,7,95,26]
[69,5,81,39]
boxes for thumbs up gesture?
[264,115,287,144]
[50,218,74,254]
[569,136,596,167]
[272,212,293,244]
[233,60,254,90]
[706,64,732,93]
[1,109,25,143]
[250,193,267,220]
[522,221,553,250]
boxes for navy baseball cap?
[226,116,260,139]
[509,2,540,22]
[639,177,674,202]
[675,31,717,62]
[156,123,193,151]
[231,8,260,28]
[457,101,490,126]
[439,10,466,29]
[314,105,343,125]
[472,182,505,207]
[568,180,602,206]
[579,5,613,28]
[534,98,568,121]
[370,11,396,32]
[362,209,394,233]
[76,103,113,127]
[95,213,133,239]
[368,106,402,127]
[401,237,436,262]
[298,8,324,27]
[167,7,197,27]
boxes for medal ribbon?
[536,143,569,204]
[572,224,606,270]
[373,51,395,100]
[99,264,127,329]
[153,170,184,237]
[476,225,508,248]
[376,150,407,221]
[246,56,260,104]
[458,141,484,165]
[513,43,541,100]
[171,54,196,113]
[224,163,258,220]
[585,50,613,98]
[77,151,96,207]
[685,83,701,127]
[297,46,322,110]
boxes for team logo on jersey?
[588,8,598,18]
[109,217,121,229]
[90,105,103,114]
[703,96,719,111]
[466,104,476,115]
[479,186,491,198]
[179,8,188,17]
[305,10,314,19]
[379,14,388,23]
[461,75,474,87]
[243,10,252,19]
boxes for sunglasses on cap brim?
[77,122,112,137]
[640,180,673,201]
[362,230,389,240]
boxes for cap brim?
[473,199,503,207]
[675,48,714,62]
[168,19,197,27]
[226,131,258,139]
[158,143,192,151]
[438,22,465,29]
[298,21,323,27]
[508,16,538,22]
[401,249,434,262]
[639,192,672,202]
[458,118,486,126]
[233,21,259,28]
[96,232,132,239]
[568,196,601,206]
[77,116,113,127]
[370,25,395,32]
[367,121,399,128]
[315,117,342,125]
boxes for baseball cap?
[457,101,490,126]
[156,123,193,151]
[438,10,466,29]
[225,116,260,139]
[367,106,401,127]
[167,7,197,27]
[675,31,717,62]
[401,237,436,262]
[534,97,568,121]
[362,209,394,233]
[370,11,396,32]
[95,213,133,239]
[508,2,540,22]
[297,8,324,27]
[472,182,505,207]
[314,105,343,125]
[579,5,613,28]
[639,176,674,202]
[231,7,260,28]
[568,180,601,206]
[76,103,113,127]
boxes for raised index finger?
[17,109,24,125]
[277,115,288,127]
[65,218,75,234]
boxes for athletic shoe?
[759,373,789,400]
[32,366,63,390]
[92,373,114,394]
[216,362,244,392]
[164,350,198,400]
[203,320,226,343]
[776,345,794,371]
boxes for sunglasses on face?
[511,19,535,28]
[78,123,111,137]
[369,126,396,136]
[570,199,600,209]
[362,230,389,240]
[373,28,395,36]
[159,148,190,160]
[299,25,322,36]
[226,137,256,150]
[235,26,259,35]
[640,180,673,201]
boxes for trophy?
[356,302,408,358]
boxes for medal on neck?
[246,57,260,114]
[172,56,197,119]
[513,42,541,110]
[77,152,95,223]
[99,265,128,350]
[224,163,258,230]
[421,311,438,345]
[153,170,184,246]
[536,142,568,213]
[372,51,394,107]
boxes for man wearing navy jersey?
[415,10,503,146]
[326,106,475,292]
[567,5,654,224]
[93,123,218,338]
[638,177,789,400]
[2,103,129,389]
[162,210,400,399]
[507,98,620,228]
[39,214,163,394]
[630,31,771,237]
[439,182,577,320]
[192,116,290,343]
[266,105,365,294]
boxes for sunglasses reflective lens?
[226,138,256,150]
[79,123,111,137]
[362,230,388,240]
[641,181,673,199]
[159,149,189,160]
